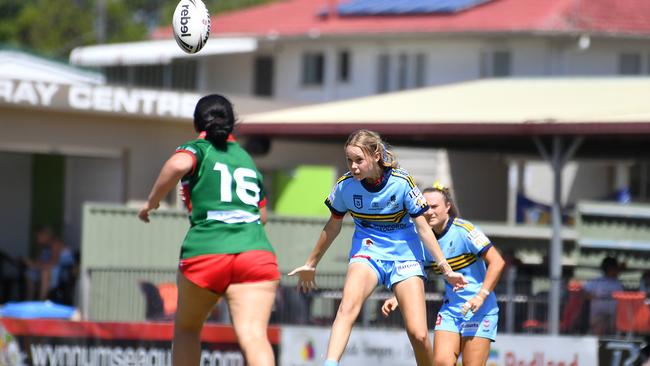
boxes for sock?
[324,360,339,366]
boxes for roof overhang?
[69,37,258,67]
[240,77,650,156]
[0,50,104,84]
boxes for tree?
[0,0,277,57]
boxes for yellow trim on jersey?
[390,170,417,188]
[453,218,475,233]
[349,209,408,223]
[429,253,478,273]
[336,173,353,184]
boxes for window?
[398,53,409,90]
[480,50,511,77]
[619,53,642,75]
[302,53,325,86]
[133,65,165,88]
[254,56,274,96]
[377,54,391,93]
[103,61,196,90]
[493,51,511,77]
[630,161,650,202]
[338,50,350,82]
[104,66,128,85]
[414,53,427,87]
[171,60,197,90]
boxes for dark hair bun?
[193,94,235,148]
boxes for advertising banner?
[598,338,645,366]
[280,326,416,366]
[280,326,598,366]
[0,318,280,366]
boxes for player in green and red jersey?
[139,94,279,366]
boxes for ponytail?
[193,94,236,149]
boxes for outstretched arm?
[413,215,467,290]
[288,215,343,292]
[138,153,194,223]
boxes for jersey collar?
[434,215,456,239]
[361,167,391,192]
[197,131,236,141]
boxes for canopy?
[70,38,257,67]
[241,77,650,155]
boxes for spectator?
[23,225,75,301]
[583,256,624,335]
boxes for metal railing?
[85,266,643,337]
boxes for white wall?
[0,152,32,259]
[200,53,254,95]
[261,34,650,103]
[272,37,491,102]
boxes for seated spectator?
[23,226,75,301]
[583,256,624,336]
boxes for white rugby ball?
[172,0,211,54]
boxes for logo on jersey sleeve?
[468,229,490,247]
[436,314,442,326]
[363,238,373,247]
[353,194,363,209]
[407,187,427,208]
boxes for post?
[507,160,521,225]
[548,136,563,335]
[533,136,583,335]
[505,265,516,333]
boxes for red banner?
[0,318,280,366]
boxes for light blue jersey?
[325,168,428,261]
[425,217,499,318]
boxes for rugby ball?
[172,0,211,54]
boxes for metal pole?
[81,268,91,319]
[505,265,516,333]
[533,136,583,335]
[507,160,520,226]
[548,136,563,335]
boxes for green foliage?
[13,0,94,57]
[0,0,277,57]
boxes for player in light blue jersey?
[289,130,467,366]
[382,183,505,366]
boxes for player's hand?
[138,202,159,223]
[288,265,317,293]
[444,271,468,291]
[381,296,399,317]
[461,294,486,316]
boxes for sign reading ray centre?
[0,79,200,119]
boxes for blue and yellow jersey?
[425,217,499,317]
[325,168,428,261]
